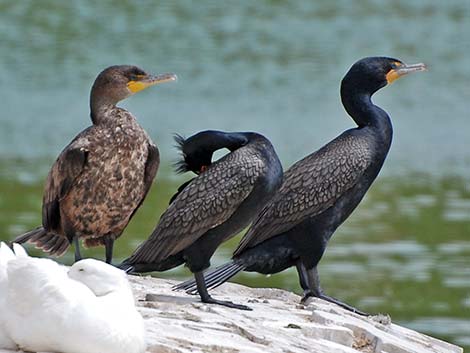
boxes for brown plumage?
[14,65,176,263]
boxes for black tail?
[13,226,69,256]
[116,261,135,273]
[173,260,246,295]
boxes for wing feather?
[42,133,89,232]
[126,147,266,264]
[234,132,373,255]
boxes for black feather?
[173,133,190,174]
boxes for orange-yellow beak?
[386,62,427,84]
[127,73,177,93]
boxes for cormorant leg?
[194,271,252,311]
[302,266,369,316]
[295,260,310,295]
[73,236,82,262]
[104,237,114,264]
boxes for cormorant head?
[69,258,129,297]
[174,133,213,174]
[173,131,250,174]
[341,57,426,95]
[91,65,177,106]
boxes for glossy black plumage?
[169,131,249,204]
[120,130,283,309]
[175,57,426,314]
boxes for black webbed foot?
[301,290,369,316]
[300,266,370,316]
[201,295,252,311]
[193,270,252,310]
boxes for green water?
[1,0,469,350]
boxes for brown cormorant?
[175,57,426,314]
[14,65,177,264]
[119,130,283,310]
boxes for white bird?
[2,243,146,353]
[0,242,17,350]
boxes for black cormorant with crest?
[14,65,177,264]
[119,130,283,310]
[175,57,426,315]
[168,131,252,204]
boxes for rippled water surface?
[1,0,469,350]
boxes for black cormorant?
[14,65,177,264]
[119,130,283,310]
[175,57,426,314]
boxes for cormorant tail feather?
[13,227,69,257]
[173,260,246,295]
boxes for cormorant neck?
[90,98,116,125]
[175,131,250,174]
[90,94,119,125]
[209,131,250,152]
[340,84,391,130]
[187,131,249,155]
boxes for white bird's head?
[69,259,130,297]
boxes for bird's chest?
[76,124,149,203]
[89,124,148,171]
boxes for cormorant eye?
[130,69,147,80]
[128,69,147,81]
[129,74,146,82]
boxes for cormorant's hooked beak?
[386,62,426,84]
[127,73,177,93]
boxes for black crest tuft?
[173,133,189,174]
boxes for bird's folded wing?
[42,130,90,230]
[124,150,266,264]
[234,133,373,255]
[6,257,87,314]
